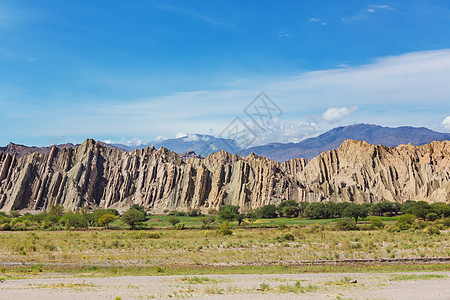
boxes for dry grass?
[0,227,448,277]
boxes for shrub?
[369,217,385,229]
[393,214,416,231]
[424,226,440,235]
[188,209,200,217]
[175,211,187,217]
[207,208,217,215]
[174,223,185,230]
[425,213,438,222]
[201,216,215,228]
[217,221,233,235]
[282,233,295,241]
[169,217,180,227]
[335,218,357,231]
[0,223,11,231]
[49,204,65,217]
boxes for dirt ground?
[0,272,448,299]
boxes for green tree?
[278,200,300,218]
[49,204,65,217]
[430,203,450,218]
[396,214,416,230]
[168,216,180,227]
[201,216,215,228]
[218,205,240,221]
[258,204,278,219]
[236,214,245,226]
[246,210,258,223]
[60,213,88,230]
[343,203,368,224]
[121,209,146,229]
[371,201,399,216]
[411,201,431,219]
[98,214,116,228]
[304,202,329,219]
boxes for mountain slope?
[241,124,450,161]
[0,138,448,213]
[112,134,240,157]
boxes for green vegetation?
[0,200,449,234]
[389,274,447,281]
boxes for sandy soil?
[0,272,448,299]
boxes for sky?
[1,0,450,147]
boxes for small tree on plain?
[343,203,368,224]
[122,208,146,229]
[98,213,116,228]
[169,216,180,228]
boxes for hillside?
[0,138,448,212]
[241,124,450,161]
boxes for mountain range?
[240,124,450,161]
[2,124,450,162]
[108,124,450,161]
[0,138,448,213]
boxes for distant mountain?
[2,124,449,162]
[0,141,124,158]
[111,134,240,157]
[0,142,78,157]
[240,124,450,161]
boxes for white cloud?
[103,140,112,144]
[155,136,168,141]
[368,8,376,13]
[441,116,450,131]
[183,134,200,142]
[369,5,392,9]
[321,106,358,123]
[176,132,188,139]
[120,138,146,146]
[309,18,319,22]
[278,31,290,38]
[5,49,450,146]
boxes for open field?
[1,219,448,298]
[0,226,448,273]
[0,271,449,299]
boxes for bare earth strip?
[0,272,448,300]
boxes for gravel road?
[0,272,448,299]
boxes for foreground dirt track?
[1,272,449,299]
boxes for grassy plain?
[0,217,448,279]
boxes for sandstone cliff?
[0,139,448,212]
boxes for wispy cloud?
[2,49,450,146]
[441,116,450,131]
[322,106,358,123]
[148,2,224,26]
[342,4,393,22]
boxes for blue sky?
[1,0,450,146]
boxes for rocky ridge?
[0,139,448,212]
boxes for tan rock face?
[0,139,448,213]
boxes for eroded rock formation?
[0,139,448,212]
